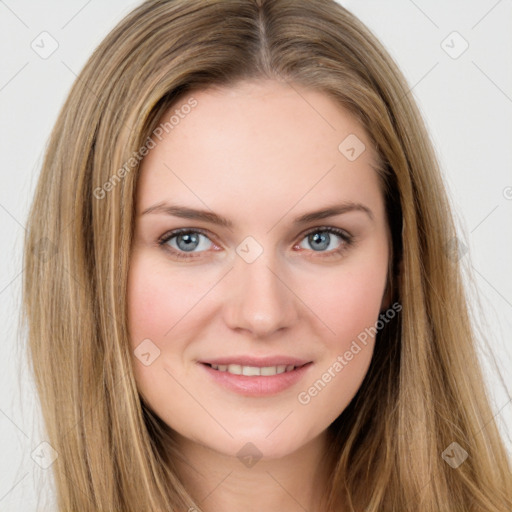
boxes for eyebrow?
[140,201,374,227]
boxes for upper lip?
[199,356,312,367]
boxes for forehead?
[136,80,383,224]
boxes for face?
[127,79,391,461]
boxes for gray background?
[0,1,511,509]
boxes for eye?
[158,228,216,259]
[158,226,354,260]
[295,226,353,257]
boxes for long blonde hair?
[21,0,511,510]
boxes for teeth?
[209,364,297,376]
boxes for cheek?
[324,270,384,335]
[127,263,167,345]
[127,254,198,346]
[126,254,187,406]
[293,246,388,414]
[295,275,385,423]
[307,251,388,347]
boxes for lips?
[199,358,314,396]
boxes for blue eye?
[158,226,353,260]
[159,229,214,258]
[298,227,351,253]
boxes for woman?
[22,0,512,510]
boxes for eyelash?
[157,226,354,260]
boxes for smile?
[199,361,313,396]
[205,363,301,376]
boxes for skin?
[127,79,391,512]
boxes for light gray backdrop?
[0,1,511,510]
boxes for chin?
[206,428,314,462]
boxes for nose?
[223,249,299,338]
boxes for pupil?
[178,233,199,252]
[310,232,329,251]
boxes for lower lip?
[199,362,313,397]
